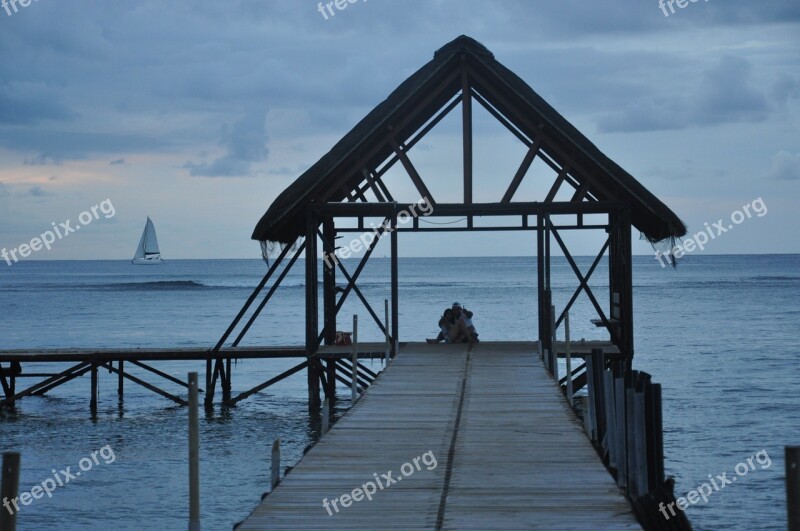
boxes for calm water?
[1,255,798,530]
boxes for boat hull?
[131,257,163,265]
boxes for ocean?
[1,255,798,530]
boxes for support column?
[223,357,232,403]
[390,205,399,358]
[90,363,98,413]
[462,65,473,209]
[204,357,214,408]
[117,360,124,397]
[306,210,321,411]
[322,216,337,401]
[537,214,553,359]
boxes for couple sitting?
[427,302,479,344]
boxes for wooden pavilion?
[213,35,686,411]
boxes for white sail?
[132,217,163,264]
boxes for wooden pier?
[237,342,640,530]
[0,345,387,410]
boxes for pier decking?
[237,342,639,530]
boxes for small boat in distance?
[132,217,163,265]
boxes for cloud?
[598,56,770,133]
[267,164,309,176]
[26,186,52,197]
[185,109,268,177]
[0,92,77,126]
[767,151,800,180]
[772,74,800,106]
[3,130,165,164]
[109,158,128,165]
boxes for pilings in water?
[188,372,200,531]
[553,330,689,528]
[1,452,20,531]
[788,446,800,531]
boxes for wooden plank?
[501,138,542,203]
[390,138,436,205]
[237,343,639,530]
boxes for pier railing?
[548,336,692,528]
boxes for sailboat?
[132,217,163,265]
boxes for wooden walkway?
[237,342,640,530]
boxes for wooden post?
[580,396,592,437]
[117,360,124,397]
[614,372,627,488]
[322,217,337,346]
[653,383,664,487]
[271,439,280,490]
[325,361,336,401]
[384,299,390,365]
[8,364,16,404]
[1,452,20,531]
[351,315,358,403]
[462,66,473,206]
[223,358,232,403]
[550,305,558,380]
[787,446,800,530]
[90,363,98,413]
[585,352,597,442]
[322,398,330,435]
[188,372,200,531]
[565,311,573,404]
[634,380,648,497]
[603,369,616,469]
[305,210,321,412]
[390,207,399,359]
[625,371,638,497]
[591,349,606,445]
[204,357,213,408]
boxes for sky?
[0,0,798,260]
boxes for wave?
[89,280,214,291]
[747,276,800,282]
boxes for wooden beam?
[233,241,306,347]
[315,219,391,347]
[501,137,542,203]
[373,93,462,184]
[471,87,532,146]
[462,66,473,205]
[572,182,591,202]
[545,167,569,203]
[101,363,187,406]
[390,138,436,205]
[361,169,386,202]
[305,210,321,411]
[467,65,616,202]
[312,200,626,218]
[319,68,463,203]
[391,208,399,358]
[213,241,295,352]
[228,361,308,405]
[128,360,202,392]
[322,217,338,346]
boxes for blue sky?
[0,0,798,259]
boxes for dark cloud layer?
[0,0,797,169]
